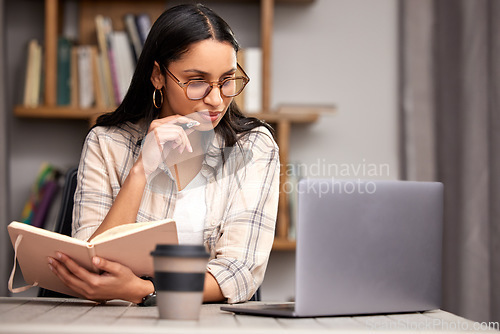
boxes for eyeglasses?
[164,63,250,101]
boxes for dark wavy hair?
[94,3,273,148]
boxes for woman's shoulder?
[87,121,147,146]
[238,125,278,152]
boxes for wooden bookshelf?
[15,106,106,119]
[16,0,326,251]
[14,105,324,121]
[13,105,323,124]
[272,238,297,251]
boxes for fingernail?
[93,257,100,265]
[47,257,53,265]
[188,145,193,153]
[56,252,62,259]
[48,264,53,271]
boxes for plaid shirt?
[72,121,280,303]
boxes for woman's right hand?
[140,115,199,179]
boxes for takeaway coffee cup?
[151,244,209,320]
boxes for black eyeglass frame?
[164,63,250,101]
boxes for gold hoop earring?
[153,88,163,109]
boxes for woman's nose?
[203,85,223,107]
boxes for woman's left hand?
[48,253,152,304]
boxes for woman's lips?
[199,111,221,122]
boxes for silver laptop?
[221,179,443,317]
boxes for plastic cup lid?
[151,244,209,258]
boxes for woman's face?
[160,39,237,131]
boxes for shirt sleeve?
[72,129,114,241]
[206,129,280,303]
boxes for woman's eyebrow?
[183,68,237,76]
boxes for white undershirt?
[172,171,207,245]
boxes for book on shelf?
[57,0,78,106]
[90,46,105,108]
[20,163,61,229]
[57,37,72,106]
[8,219,178,298]
[23,39,43,107]
[77,46,95,108]
[22,41,33,106]
[62,0,79,42]
[124,13,142,62]
[102,16,122,106]
[31,180,59,229]
[94,13,152,106]
[20,13,153,111]
[70,46,79,107]
[96,51,112,107]
[240,47,262,113]
[95,15,117,107]
[135,14,152,46]
[31,40,43,107]
[110,31,135,104]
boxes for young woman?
[47,4,280,305]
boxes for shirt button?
[211,220,217,226]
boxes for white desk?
[0,297,497,333]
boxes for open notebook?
[8,219,178,297]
